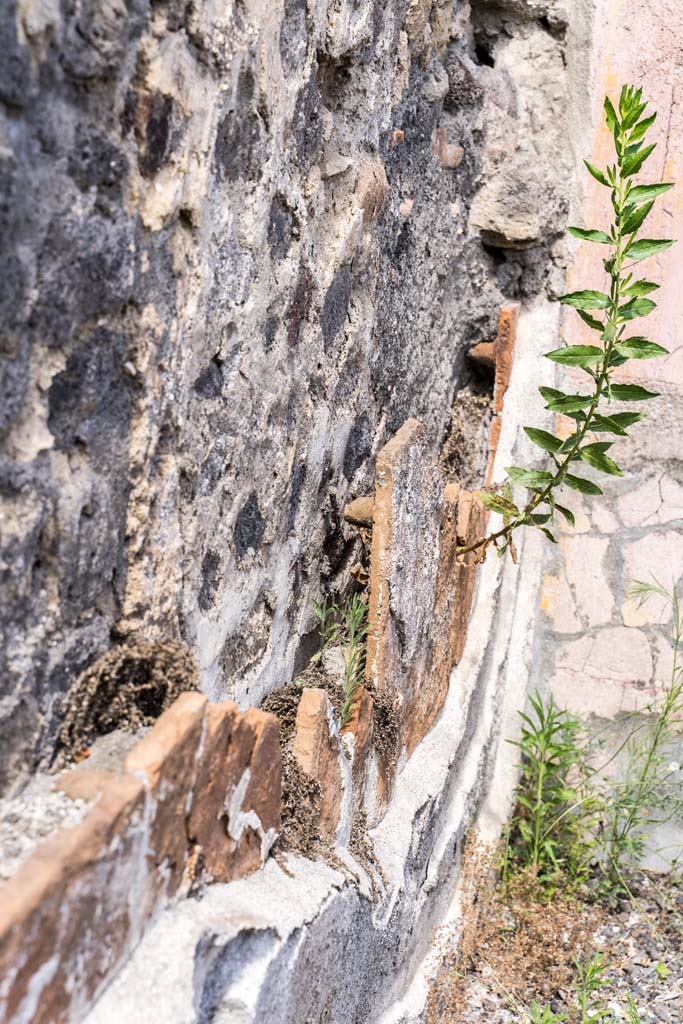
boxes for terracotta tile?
[0,773,145,1024]
[125,691,207,906]
[493,303,519,415]
[292,689,342,842]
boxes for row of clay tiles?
[0,306,518,1024]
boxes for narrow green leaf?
[622,200,654,234]
[615,337,668,359]
[591,414,628,435]
[564,474,603,496]
[557,289,611,310]
[625,238,675,261]
[506,467,554,489]
[524,427,564,454]
[539,386,566,404]
[584,160,610,187]
[545,345,604,367]
[610,383,660,401]
[622,142,656,177]
[606,411,646,429]
[540,527,558,544]
[555,504,576,527]
[558,432,581,453]
[623,141,645,161]
[629,182,674,203]
[583,440,613,453]
[580,446,623,476]
[576,309,604,331]
[618,297,657,320]
[546,394,595,413]
[621,279,659,297]
[628,112,657,141]
[567,227,613,245]
[529,513,551,525]
[604,96,618,133]
[477,491,520,516]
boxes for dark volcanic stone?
[48,329,133,469]
[214,68,264,182]
[137,92,175,177]
[194,359,223,399]
[268,196,295,259]
[343,414,372,480]
[291,75,324,172]
[198,550,221,611]
[234,493,266,558]
[321,266,352,352]
[69,125,129,193]
[287,270,313,347]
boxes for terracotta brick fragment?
[365,419,444,811]
[0,693,283,1024]
[125,691,207,910]
[467,339,496,373]
[0,773,146,1024]
[54,768,117,803]
[343,495,374,526]
[486,415,503,486]
[222,707,281,881]
[452,490,487,666]
[293,689,343,842]
[431,127,464,168]
[408,483,460,754]
[492,303,519,415]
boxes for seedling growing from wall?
[459,84,675,560]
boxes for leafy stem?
[457,84,674,560]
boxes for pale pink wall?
[539,0,683,719]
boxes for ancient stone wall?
[1,0,572,794]
[0,0,597,1020]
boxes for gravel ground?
[0,729,148,883]
[0,774,89,882]
[428,871,683,1023]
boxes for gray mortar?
[1,0,574,796]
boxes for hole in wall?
[474,41,495,68]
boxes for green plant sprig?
[458,84,674,560]
[312,594,368,727]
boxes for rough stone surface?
[365,419,443,816]
[1,0,575,796]
[83,510,547,1024]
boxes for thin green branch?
[457,84,674,560]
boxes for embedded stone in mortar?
[365,419,444,819]
[292,689,348,844]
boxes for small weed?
[574,953,610,1024]
[507,579,683,898]
[655,960,670,981]
[595,578,683,893]
[529,1001,567,1023]
[506,692,597,888]
[312,594,368,727]
[624,995,643,1024]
